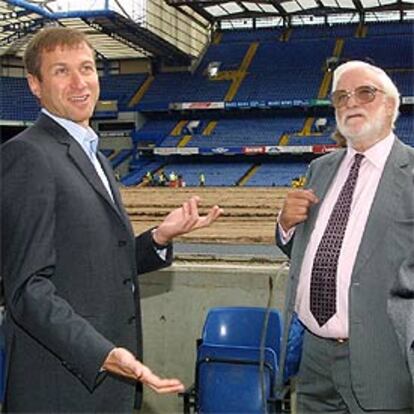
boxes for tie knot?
[354,153,364,165]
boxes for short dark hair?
[24,27,94,80]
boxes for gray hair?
[332,60,400,128]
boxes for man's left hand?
[152,196,223,245]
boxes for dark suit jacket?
[1,113,172,412]
[276,138,414,410]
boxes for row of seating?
[99,73,147,111]
[1,29,412,119]
[152,114,412,149]
[135,34,412,108]
[219,21,413,43]
[119,160,310,187]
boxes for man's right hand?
[103,347,185,394]
[279,189,319,232]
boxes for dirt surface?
[121,187,290,245]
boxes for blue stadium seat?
[192,307,284,414]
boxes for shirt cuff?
[277,211,296,245]
[151,229,168,261]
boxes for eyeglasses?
[331,85,386,108]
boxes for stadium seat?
[182,306,287,414]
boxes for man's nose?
[70,71,87,89]
[345,91,358,108]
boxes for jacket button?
[118,240,127,247]
[128,315,136,324]
[123,278,131,285]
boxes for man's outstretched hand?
[152,196,223,245]
[103,347,185,394]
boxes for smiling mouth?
[70,95,89,103]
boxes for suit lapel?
[66,143,114,205]
[36,114,130,228]
[352,139,410,279]
[98,152,133,230]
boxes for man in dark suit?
[1,27,222,412]
[276,60,414,412]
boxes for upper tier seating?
[235,39,334,101]
[99,74,147,110]
[135,42,251,110]
[397,115,414,146]
[136,72,231,110]
[198,42,252,72]
[0,77,39,121]
[220,28,283,43]
[389,71,414,97]
[289,23,358,39]
[365,21,414,36]
[0,74,147,121]
[342,36,413,69]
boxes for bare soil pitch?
[121,187,289,245]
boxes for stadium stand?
[99,73,148,111]
[397,115,414,146]
[0,77,39,121]
[1,17,413,188]
[365,21,414,36]
[110,149,134,169]
[133,119,178,147]
[220,27,283,43]
[244,162,309,186]
[182,117,305,147]
[289,23,358,39]
[341,37,413,69]
[135,72,231,111]
[234,39,335,102]
[121,160,164,186]
[162,161,254,186]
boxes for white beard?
[336,104,389,148]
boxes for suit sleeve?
[275,225,295,258]
[134,230,173,275]
[1,140,114,392]
[388,247,414,384]
[275,160,315,258]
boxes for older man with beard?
[275,60,414,413]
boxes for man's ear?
[385,96,395,118]
[27,74,41,100]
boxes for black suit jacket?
[1,113,172,412]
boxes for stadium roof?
[0,0,412,64]
[0,0,192,64]
[166,0,414,23]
